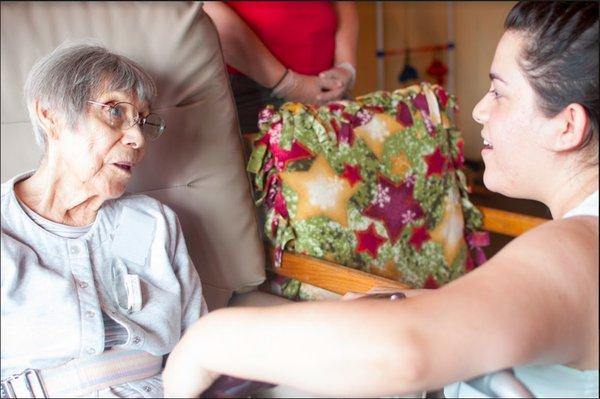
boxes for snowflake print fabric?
[248,82,488,293]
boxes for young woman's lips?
[482,138,493,151]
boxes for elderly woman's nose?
[472,95,489,125]
[123,125,146,149]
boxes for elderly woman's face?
[53,90,147,199]
[472,31,554,198]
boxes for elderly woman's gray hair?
[24,42,157,150]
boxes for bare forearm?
[203,1,286,88]
[333,2,358,67]
[177,300,424,396]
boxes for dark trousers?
[229,74,284,135]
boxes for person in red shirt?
[204,1,358,134]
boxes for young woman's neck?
[543,162,599,219]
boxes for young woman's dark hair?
[505,1,599,162]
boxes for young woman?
[163,2,598,397]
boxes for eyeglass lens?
[108,103,165,141]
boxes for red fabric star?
[355,223,387,258]
[255,132,270,147]
[255,122,314,171]
[258,107,276,126]
[341,164,362,187]
[424,275,439,289]
[353,108,374,126]
[424,147,448,177]
[412,93,430,115]
[271,217,279,239]
[465,253,475,272]
[363,175,424,244]
[273,190,288,218]
[452,139,465,170]
[330,118,341,134]
[272,142,313,171]
[337,122,355,145]
[435,87,449,108]
[328,103,346,113]
[409,224,430,251]
[396,101,413,126]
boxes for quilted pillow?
[247,82,488,291]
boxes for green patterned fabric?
[248,83,488,294]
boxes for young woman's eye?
[489,89,502,99]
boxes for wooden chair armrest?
[262,206,549,295]
[479,206,548,237]
[266,249,410,295]
[263,206,549,295]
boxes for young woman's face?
[472,30,554,198]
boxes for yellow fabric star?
[281,155,360,227]
[282,102,305,114]
[354,113,403,158]
[430,187,467,267]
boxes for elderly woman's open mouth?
[112,161,135,173]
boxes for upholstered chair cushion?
[0,1,266,310]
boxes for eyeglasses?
[87,100,166,141]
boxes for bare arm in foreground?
[163,217,598,397]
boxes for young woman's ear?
[552,103,590,152]
[33,100,59,141]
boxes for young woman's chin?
[483,170,517,199]
[482,169,502,196]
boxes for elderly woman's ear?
[33,99,60,141]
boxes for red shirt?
[226,1,337,76]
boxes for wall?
[353,1,516,161]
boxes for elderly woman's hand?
[163,344,220,398]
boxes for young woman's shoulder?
[431,216,599,371]
[501,216,598,273]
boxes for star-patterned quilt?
[247,82,489,295]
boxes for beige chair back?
[0,1,266,310]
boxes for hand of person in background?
[316,62,356,103]
[271,69,331,105]
[272,63,356,105]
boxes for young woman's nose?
[472,95,489,125]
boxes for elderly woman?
[163,1,598,397]
[1,43,206,398]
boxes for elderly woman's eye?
[109,106,123,118]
